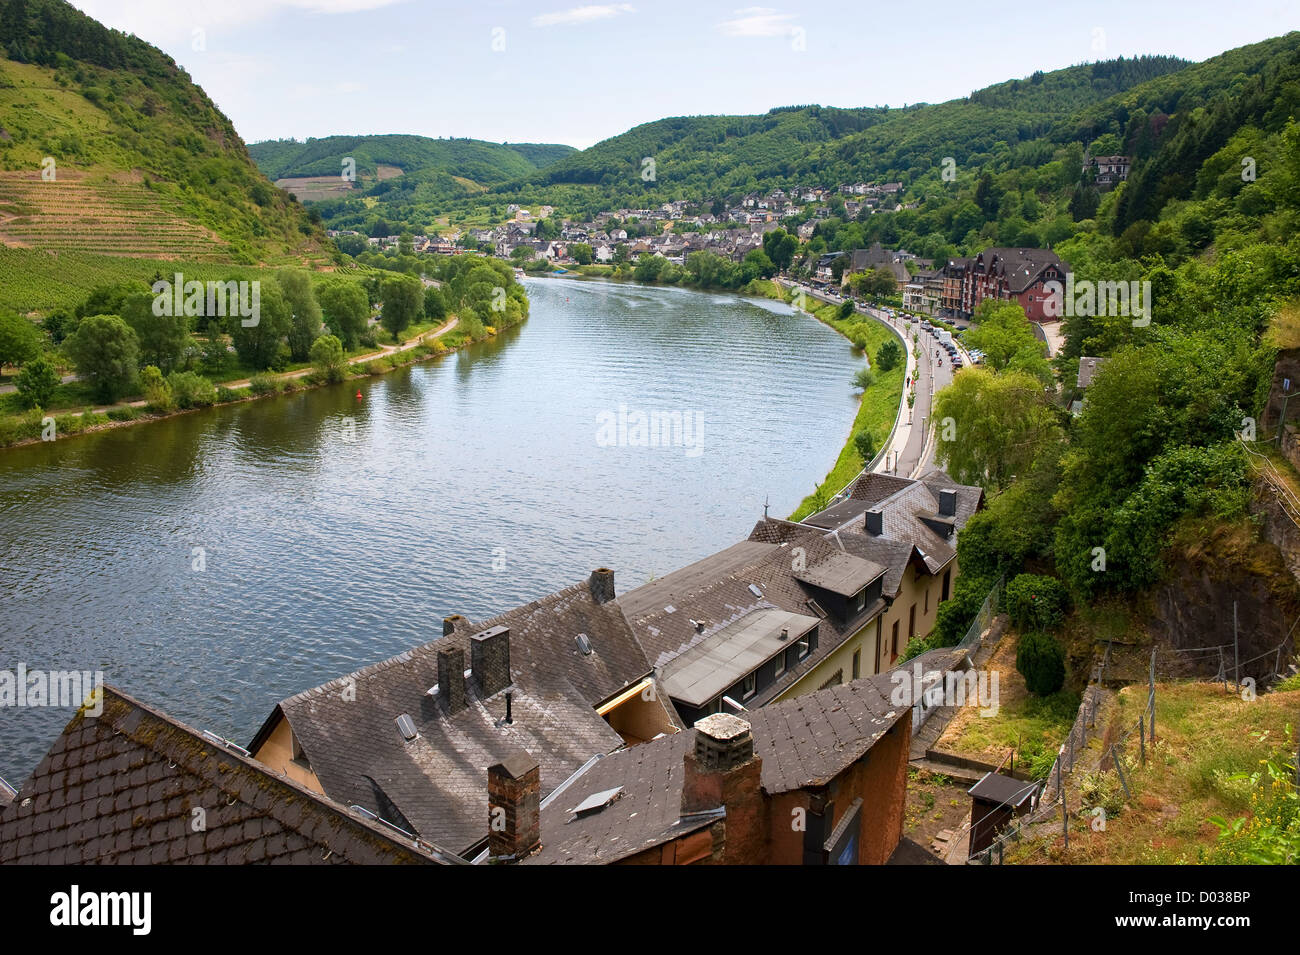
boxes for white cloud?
[531,4,635,28]
[716,6,799,38]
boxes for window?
[774,652,786,678]
[891,621,899,661]
[742,672,756,700]
[909,604,916,638]
[798,637,811,660]
[852,649,861,680]
[942,570,951,602]
[854,589,866,613]
[924,587,929,615]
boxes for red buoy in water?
[355,390,363,400]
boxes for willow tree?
[932,366,1063,492]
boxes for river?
[0,276,865,784]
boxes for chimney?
[864,508,884,536]
[589,567,615,604]
[938,489,957,517]
[471,626,511,697]
[487,751,540,861]
[681,713,766,863]
[443,614,465,637]
[437,647,466,713]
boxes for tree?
[838,300,855,320]
[0,311,41,368]
[854,429,876,462]
[66,314,139,402]
[423,285,447,323]
[278,269,323,362]
[570,242,593,265]
[762,228,798,272]
[229,280,291,371]
[1004,574,1069,631]
[875,338,903,372]
[830,253,851,284]
[932,367,1064,492]
[379,274,423,340]
[318,279,369,349]
[309,334,347,383]
[120,291,188,373]
[15,354,59,408]
[963,299,1052,383]
[1016,631,1065,696]
[140,364,173,411]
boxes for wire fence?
[962,629,1298,865]
[956,576,1004,654]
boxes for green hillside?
[247,133,575,183]
[0,0,327,275]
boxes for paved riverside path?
[780,280,951,481]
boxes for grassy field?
[788,298,905,520]
[937,628,1081,779]
[1006,681,1299,864]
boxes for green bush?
[1016,631,1066,696]
[140,365,174,412]
[852,366,876,390]
[1005,573,1070,631]
[309,333,348,384]
[107,406,137,422]
[875,339,903,372]
[15,355,60,409]
[215,385,241,403]
[854,429,876,463]
[166,371,217,409]
[248,373,280,396]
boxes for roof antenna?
[763,495,770,520]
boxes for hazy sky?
[72,0,1300,149]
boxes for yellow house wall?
[777,559,958,702]
[252,718,325,794]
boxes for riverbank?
[0,312,497,449]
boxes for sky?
[72,0,1300,150]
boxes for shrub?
[852,366,876,390]
[107,406,138,422]
[854,429,876,463]
[875,338,903,372]
[215,385,241,404]
[837,300,855,320]
[1016,631,1066,696]
[248,373,280,396]
[166,371,217,409]
[140,365,174,412]
[309,334,347,383]
[15,355,60,409]
[1005,573,1070,631]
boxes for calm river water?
[0,276,864,783]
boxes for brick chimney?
[681,713,767,863]
[487,751,540,861]
[443,614,465,637]
[864,508,884,536]
[589,567,615,604]
[938,489,957,517]
[471,626,511,697]
[437,647,466,713]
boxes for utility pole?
[1148,648,1156,742]
[1234,600,1240,694]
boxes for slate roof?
[253,575,670,856]
[794,550,886,597]
[521,670,908,865]
[1077,356,1104,389]
[973,247,1065,293]
[840,467,983,574]
[0,687,460,865]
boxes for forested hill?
[248,134,577,183]
[496,56,1192,217]
[0,0,326,264]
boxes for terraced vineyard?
[0,170,230,261]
